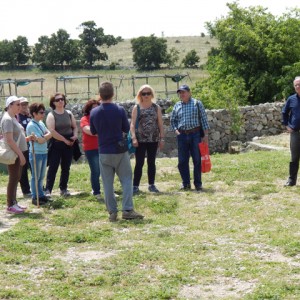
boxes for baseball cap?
[19,97,29,103]
[5,95,22,108]
[177,84,190,93]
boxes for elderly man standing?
[282,76,300,186]
[170,84,209,191]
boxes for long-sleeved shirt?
[90,103,129,154]
[170,97,209,131]
[282,93,300,130]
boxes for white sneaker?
[7,204,25,214]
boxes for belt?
[179,127,201,134]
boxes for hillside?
[100,36,218,68]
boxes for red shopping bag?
[199,142,212,173]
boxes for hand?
[19,153,26,166]
[159,140,165,150]
[64,139,73,146]
[202,136,209,144]
[132,138,138,147]
[70,136,77,141]
[175,130,180,136]
[287,127,293,133]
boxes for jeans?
[290,131,300,162]
[177,131,202,187]
[99,152,134,213]
[133,142,158,186]
[46,141,73,192]
[29,153,47,199]
[7,157,22,207]
[85,149,101,195]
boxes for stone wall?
[70,100,286,156]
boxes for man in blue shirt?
[282,76,300,186]
[90,81,144,222]
[170,84,209,191]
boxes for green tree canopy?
[182,49,200,68]
[78,21,122,68]
[201,2,300,105]
[131,35,169,70]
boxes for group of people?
[2,76,300,220]
[0,81,211,221]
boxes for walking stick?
[31,133,39,208]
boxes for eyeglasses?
[141,92,151,96]
[38,111,45,114]
[54,98,64,102]
[294,84,300,88]
[14,103,21,106]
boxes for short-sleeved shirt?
[0,112,27,151]
[26,120,49,154]
[80,115,98,151]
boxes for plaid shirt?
[170,97,209,131]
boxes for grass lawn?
[1,148,300,299]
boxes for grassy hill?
[0,36,218,102]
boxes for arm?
[70,112,78,141]
[170,104,180,136]
[4,132,26,166]
[130,105,138,147]
[82,125,96,136]
[282,100,293,132]
[157,106,165,149]
[46,112,72,146]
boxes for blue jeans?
[85,149,101,195]
[99,152,134,213]
[177,131,202,187]
[29,152,47,199]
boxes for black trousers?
[19,150,31,194]
[46,141,73,192]
[133,142,158,187]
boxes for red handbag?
[199,142,212,173]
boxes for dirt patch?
[179,277,256,299]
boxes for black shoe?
[180,184,191,190]
[285,180,296,187]
[32,197,48,206]
[195,185,203,191]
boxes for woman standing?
[26,103,52,205]
[44,93,78,197]
[1,96,33,213]
[130,85,165,194]
[80,99,101,201]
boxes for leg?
[146,142,159,185]
[115,152,134,211]
[133,143,147,187]
[7,157,22,207]
[286,132,300,185]
[85,149,101,195]
[177,133,191,187]
[19,150,31,194]
[99,154,117,213]
[190,132,202,188]
[59,143,73,191]
[46,142,62,192]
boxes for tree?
[182,50,200,68]
[131,35,169,70]
[78,21,122,67]
[204,3,300,105]
[0,40,14,66]
[166,47,180,68]
[12,36,31,66]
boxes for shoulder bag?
[0,134,22,165]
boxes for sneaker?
[60,189,71,197]
[23,192,32,198]
[109,212,118,222]
[44,189,51,197]
[180,184,191,190]
[13,200,27,210]
[148,184,160,193]
[122,210,144,220]
[133,186,139,194]
[7,204,25,214]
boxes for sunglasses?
[141,92,151,96]
[38,111,45,114]
[54,98,64,102]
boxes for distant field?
[0,36,218,103]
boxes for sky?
[1,0,299,45]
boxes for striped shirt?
[170,97,209,131]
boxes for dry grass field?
[0,36,218,103]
